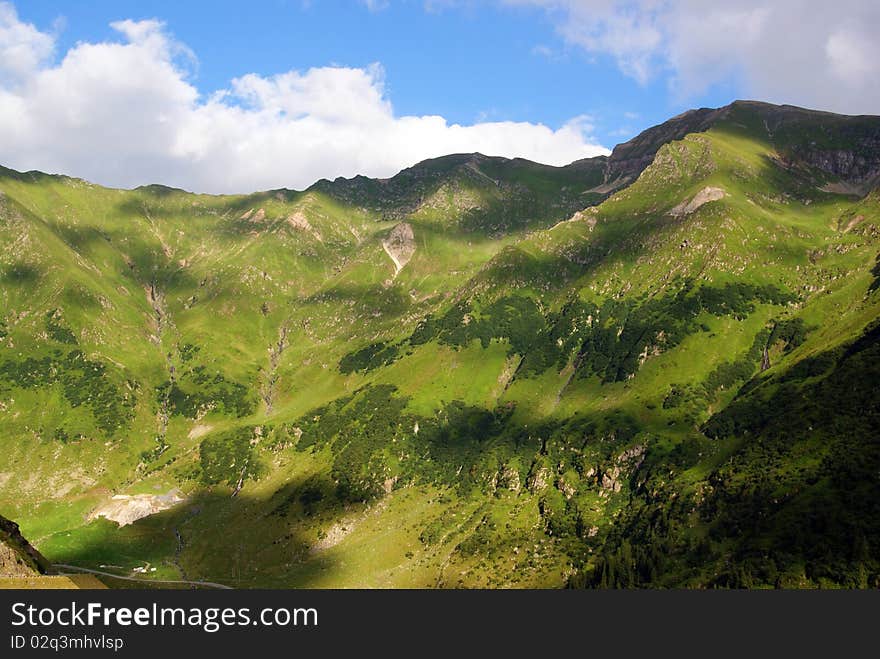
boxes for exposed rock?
[668,186,727,217]
[596,444,648,494]
[497,465,521,492]
[761,345,771,371]
[286,210,323,241]
[557,475,577,499]
[615,443,647,467]
[0,514,51,577]
[90,490,185,527]
[820,175,880,198]
[187,424,212,439]
[585,176,630,195]
[840,214,865,232]
[381,222,416,277]
[806,153,880,195]
[286,210,312,231]
[604,105,729,184]
[599,466,622,493]
[527,466,550,493]
[311,501,388,554]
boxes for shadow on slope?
[36,485,342,589]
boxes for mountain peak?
[605,99,880,193]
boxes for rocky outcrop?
[604,106,729,185]
[599,466,623,493]
[742,101,880,195]
[381,222,416,277]
[566,207,599,230]
[802,147,880,182]
[605,100,880,197]
[495,464,521,492]
[90,491,185,527]
[596,444,648,495]
[526,465,550,493]
[286,209,323,241]
[0,514,51,577]
[668,186,727,216]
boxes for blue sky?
[15,0,720,145]
[2,1,878,192]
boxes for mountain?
[0,100,878,588]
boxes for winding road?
[53,563,232,589]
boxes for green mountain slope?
[0,100,878,588]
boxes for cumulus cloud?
[0,3,608,194]
[0,1,53,83]
[506,0,880,114]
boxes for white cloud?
[0,2,608,194]
[506,0,880,114]
[0,1,53,84]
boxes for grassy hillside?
[1,101,878,588]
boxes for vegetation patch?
[0,348,137,436]
[156,364,254,419]
[199,426,264,487]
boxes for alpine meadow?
[1,100,879,589]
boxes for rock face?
[802,147,880,182]
[286,210,313,232]
[605,100,880,197]
[381,222,416,276]
[597,444,648,494]
[599,466,623,493]
[0,514,51,577]
[527,466,550,493]
[604,106,729,185]
[669,186,727,216]
[90,490,185,527]
[497,465,521,492]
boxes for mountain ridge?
[3,99,879,202]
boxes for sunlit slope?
[0,151,613,587]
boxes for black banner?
[1,589,876,655]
